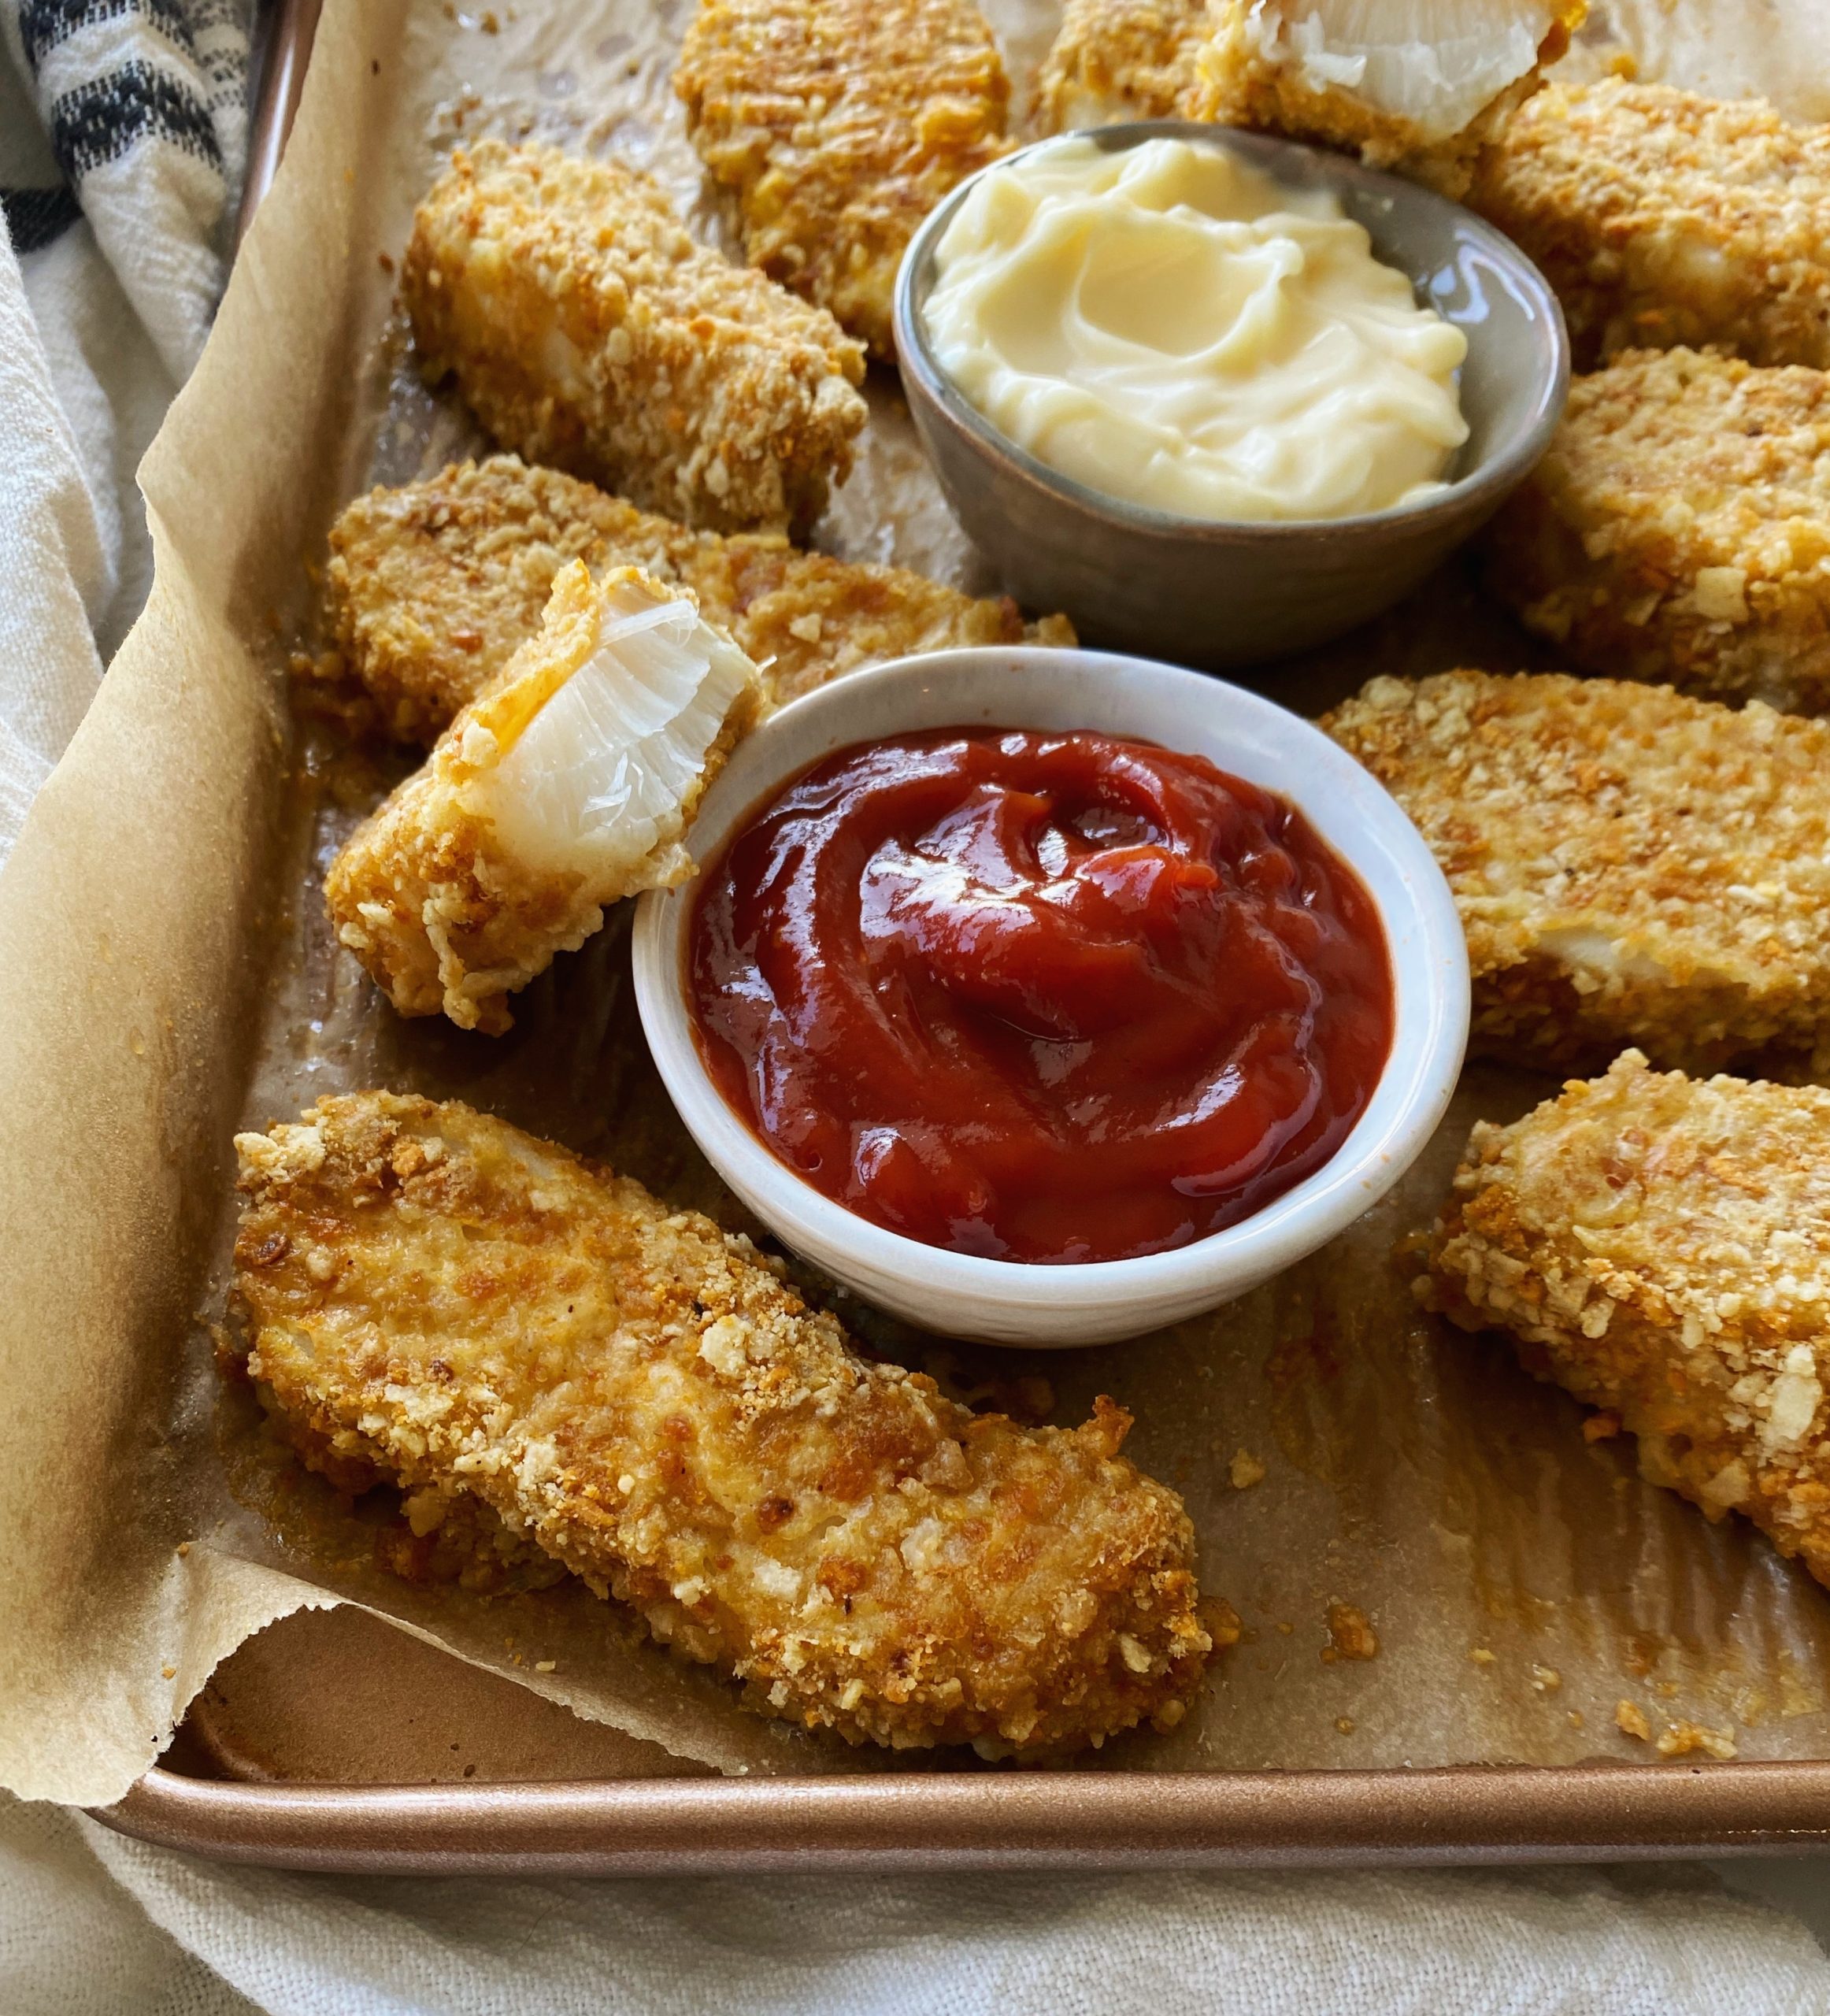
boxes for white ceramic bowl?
[633,648,1469,1347]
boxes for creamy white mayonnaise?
[921,135,1470,523]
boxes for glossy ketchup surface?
[688,728,1393,1265]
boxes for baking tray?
[92,1605,1830,1872]
[87,0,1830,1873]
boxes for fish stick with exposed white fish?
[325,562,761,1034]
[1192,0,1587,198]
[313,455,1076,744]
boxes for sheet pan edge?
[127,0,1830,1875]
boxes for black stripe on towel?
[0,184,83,254]
[49,59,223,182]
[19,0,198,72]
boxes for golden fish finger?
[1034,0,1210,135]
[232,1091,1213,1752]
[1471,80,1830,371]
[324,562,760,1033]
[1426,1053,1830,1591]
[1484,348,1830,716]
[402,139,866,534]
[318,455,1073,743]
[675,0,1010,355]
[1323,669,1830,1075]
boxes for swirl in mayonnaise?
[921,136,1470,523]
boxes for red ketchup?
[688,728,1393,1266]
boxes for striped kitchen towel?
[2,0,250,380]
[0,0,249,865]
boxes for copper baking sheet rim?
[80,0,1830,1874]
[94,1757,1830,1874]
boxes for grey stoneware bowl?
[892,120,1570,671]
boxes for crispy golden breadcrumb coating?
[232,1092,1212,1752]
[1485,349,1830,715]
[1322,670,1830,1075]
[1470,80,1830,371]
[402,139,866,534]
[325,563,761,1034]
[1035,0,1210,133]
[320,456,1073,743]
[1425,1051,1830,1590]
[695,536,1076,708]
[1191,0,1583,198]
[674,0,1010,355]
[323,459,709,745]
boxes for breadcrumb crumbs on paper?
[1426,1051,1830,1592]
[1228,1450,1266,1490]
[401,139,866,534]
[1206,1598,1244,1651]
[1335,1717,1355,1735]
[1616,1699,1653,1741]
[1323,669,1830,1075]
[1469,1647,1497,1667]
[230,1091,1211,1754]
[1470,79,1830,371]
[1484,349,1830,716]
[1322,1602,1378,1663]
[161,1666,176,1680]
[1531,1665,1562,1694]
[1657,1720,1739,1760]
[535,1659,556,1673]
[1569,1710,1585,1729]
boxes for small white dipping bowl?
[633,647,1469,1348]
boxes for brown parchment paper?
[5,0,1830,1807]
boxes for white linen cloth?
[2,2,1830,2009]
[2,1791,1828,2014]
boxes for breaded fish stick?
[1484,349,1830,716]
[1322,671,1830,1074]
[402,140,866,534]
[1471,80,1830,372]
[233,1092,1212,1751]
[675,0,1010,355]
[319,456,1074,743]
[1035,0,1210,134]
[1192,0,1582,198]
[1426,1052,1830,1590]
[325,563,760,1034]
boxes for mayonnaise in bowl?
[920,135,1470,524]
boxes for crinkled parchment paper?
[4,0,1829,1807]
